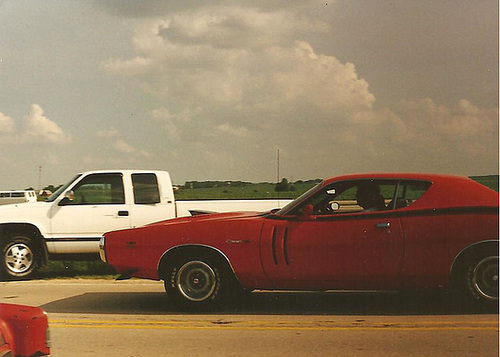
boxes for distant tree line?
[183,181,254,189]
[182,178,323,192]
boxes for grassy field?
[174,181,318,200]
[175,175,498,200]
[470,175,499,192]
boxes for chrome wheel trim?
[472,256,499,300]
[176,260,216,302]
[5,243,34,274]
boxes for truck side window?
[70,173,125,205]
[132,173,161,204]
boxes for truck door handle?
[118,210,129,217]
[376,222,390,229]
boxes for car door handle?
[118,210,129,217]
[376,222,390,229]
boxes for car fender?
[0,318,15,356]
[450,239,499,276]
[157,244,238,280]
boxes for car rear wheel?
[165,254,230,311]
[470,256,498,301]
[1,235,38,279]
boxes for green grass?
[174,181,319,200]
[174,175,499,200]
[38,260,117,279]
[470,175,499,192]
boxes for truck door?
[49,173,131,243]
[128,173,176,227]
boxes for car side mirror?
[298,204,315,220]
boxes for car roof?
[323,173,498,209]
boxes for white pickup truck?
[0,170,291,279]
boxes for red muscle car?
[0,303,50,357]
[100,173,499,310]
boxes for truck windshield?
[45,175,82,202]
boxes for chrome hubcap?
[5,243,34,274]
[473,256,499,300]
[176,261,216,302]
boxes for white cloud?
[114,139,136,154]
[0,112,15,133]
[25,104,71,144]
[0,105,71,145]
[100,5,497,179]
[97,128,121,138]
[96,129,152,159]
[102,7,375,141]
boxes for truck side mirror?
[65,190,75,201]
[59,190,75,206]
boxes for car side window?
[388,180,431,209]
[132,173,161,204]
[69,173,125,205]
[291,179,400,215]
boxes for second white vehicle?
[0,170,291,279]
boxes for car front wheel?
[165,255,229,311]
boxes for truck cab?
[0,170,176,279]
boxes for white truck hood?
[0,201,52,225]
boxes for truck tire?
[165,254,230,311]
[1,235,38,280]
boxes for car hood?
[147,211,267,227]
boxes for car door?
[49,173,131,240]
[260,179,403,290]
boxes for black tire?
[453,251,498,308]
[1,235,38,279]
[164,254,231,311]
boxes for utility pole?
[38,166,42,190]
[277,149,280,184]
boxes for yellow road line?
[48,319,498,331]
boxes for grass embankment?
[41,175,498,278]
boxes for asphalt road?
[1,279,498,356]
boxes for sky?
[0,0,498,189]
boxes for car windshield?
[45,174,81,202]
[275,181,324,216]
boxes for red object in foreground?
[0,303,50,357]
[101,173,499,310]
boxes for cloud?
[0,105,71,145]
[97,128,121,138]
[102,7,374,136]
[95,128,152,159]
[25,104,71,144]
[100,5,497,179]
[0,112,15,133]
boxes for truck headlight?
[99,236,107,263]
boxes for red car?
[0,303,50,357]
[100,173,498,310]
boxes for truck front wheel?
[1,235,38,279]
